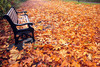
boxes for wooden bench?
[3,7,35,45]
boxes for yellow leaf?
[10,49,19,54]
[88,53,92,60]
[59,39,66,44]
[49,59,52,62]
[37,26,43,30]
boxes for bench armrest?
[20,14,28,16]
[17,11,27,13]
[16,22,33,26]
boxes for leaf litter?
[0,0,100,66]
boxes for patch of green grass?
[76,2,100,5]
[4,22,8,25]
[34,47,37,50]
[34,44,38,45]
[64,0,100,5]
[8,35,11,41]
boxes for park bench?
[3,7,35,45]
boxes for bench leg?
[32,29,35,42]
[14,35,19,45]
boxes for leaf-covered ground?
[0,0,100,67]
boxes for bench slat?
[7,8,14,17]
[10,10,14,23]
[7,8,18,24]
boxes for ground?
[0,0,100,67]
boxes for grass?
[64,0,100,5]
[8,36,11,41]
[34,47,37,50]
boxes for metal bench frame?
[3,7,35,45]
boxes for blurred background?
[63,0,100,2]
[0,0,100,20]
[0,0,27,20]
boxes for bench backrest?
[3,7,18,33]
[7,7,18,24]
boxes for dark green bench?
[3,7,35,45]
